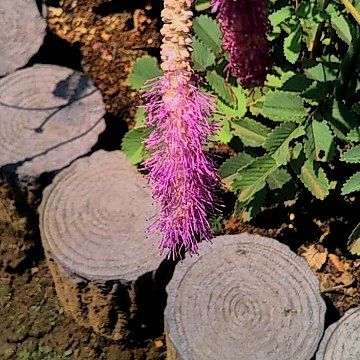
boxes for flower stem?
[341,0,360,25]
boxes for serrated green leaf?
[302,20,319,51]
[266,168,292,190]
[263,91,308,122]
[220,153,254,179]
[211,119,233,144]
[127,56,162,91]
[233,156,278,202]
[265,122,305,165]
[341,144,360,163]
[342,171,360,194]
[282,74,313,92]
[206,71,234,106]
[299,159,330,200]
[192,37,216,71]
[236,188,267,222]
[331,100,358,139]
[193,15,222,55]
[121,128,150,165]
[347,127,360,142]
[348,223,360,255]
[269,6,293,30]
[304,120,335,162]
[291,143,303,160]
[232,118,271,147]
[247,89,265,116]
[302,81,333,102]
[218,86,247,118]
[283,25,302,64]
[134,108,146,128]
[219,153,254,188]
[331,15,352,44]
[303,62,338,82]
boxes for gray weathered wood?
[39,150,164,339]
[165,234,326,360]
[0,0,46,76]
[316,307,360,360]
[0,65,106,183]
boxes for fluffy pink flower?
[143,0,218,258]
[212,0,270,87]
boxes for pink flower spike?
[212,0,271,87]
[142,0,219,258]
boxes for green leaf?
[192,37,216,71]
[341,145,360,163]
[342,171,360,194]
[211,119,233,144]
[219,153,254,179]
[302,20,319,51]
[195,0,212,11]
[134,108,146,128]
[232,118,271,148]
[282,74,313,92]
[263,91,308,122]
[265,122,306,165]
[219,153,254,188]
[331,15,352,44]
[233,156,278,202]
[266,168,292,190]
[235,188,267,222]
[303,62,338,82]
[347,127,360,142]
[121,128,150,165]
[291,143,303,160]
[299,159,330,200]
[206,71,234,106]
[348,223,360,255]
[304,120,335,162]
[331,100,358,139]
[193,15,222,55]
[218,86,247,118]
[127,56,162,91]
[269,6,293,31]
[283,25,302,64]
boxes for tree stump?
[316,307,360,359]
[0,0,46,76]
[0,64,106,187]
[39,150,166,340]
[165,234,326,360]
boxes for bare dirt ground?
[0,182,166,359]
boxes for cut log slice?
[316,307,360,360]
[165,234,326,360]
[0,0,46,76]
[39,150,164,339]
[0,65,106,181]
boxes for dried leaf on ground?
[300,245,328,271]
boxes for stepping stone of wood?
[0,64,106,183]
[165,234,326,360]
[39,150,164,340]
[0,0,46,76]
[316,307,360,359]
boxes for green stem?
[341,0,360,25]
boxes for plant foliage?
[126,0,360,254]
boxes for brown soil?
[47,0,161,121]
[0,182,166,359]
